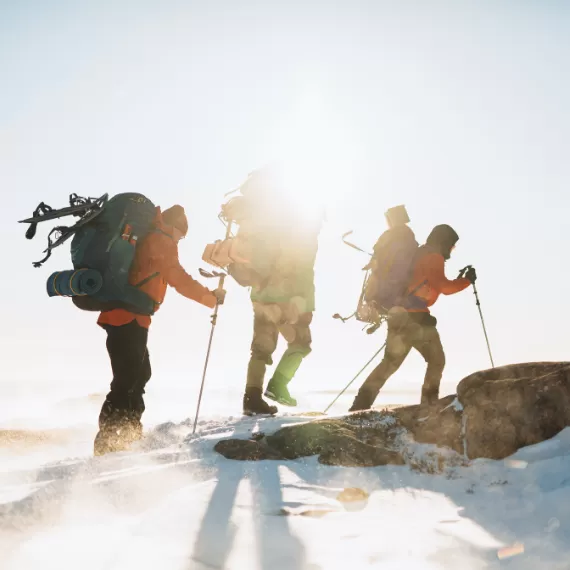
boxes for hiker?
[203,167,321,416]
[94,205,225,455]
[245,197,321,415]
[349,223,476,411]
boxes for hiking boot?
[94,429,130,456]
[93,421,143,456]
[243,388,278,416]
[420,388,439,406]
[265,377,297,407]
[348,389,378,412]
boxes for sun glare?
[265,87,358,223]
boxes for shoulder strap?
[131,228,173,287]
[134,272,160,288]
[153,228,174,240]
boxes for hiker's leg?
[95,321,148,454]
[266,312,313,406]
[247,305,279,390]
[244,304,279,415]
[128,326,152,438]
[413,324,446,405]
[350,313,413,411]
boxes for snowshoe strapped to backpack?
[21,192,159,315]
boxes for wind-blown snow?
[2,396,570,569]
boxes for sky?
[1,0,569,419]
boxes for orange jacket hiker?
[406,224,471,313]
[98,205,217,329]
[407,248,470,312]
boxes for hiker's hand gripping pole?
[192,220,232,435]
[459,265,495,369]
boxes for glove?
[213,288,227,305]
[464,266,477,284]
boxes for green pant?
[247,302,313,390]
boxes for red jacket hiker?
[98,206,217,329]
[94,205,218,457]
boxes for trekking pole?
[323,341,387,414]
[472,282,495,368]
[192,220,233,435]
[459,265,495,369]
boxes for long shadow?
[189,459,307,570]
[8,411,566,568]
[250,461,307,570]
[189,461,246,569]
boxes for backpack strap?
[33,225,76,268]
[134,272,160,288]
[154,228,174,240]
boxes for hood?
[425,224,459,260]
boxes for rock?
[318,437,404,467]
[265,419,363,459]
[212,362,570,465]
[394,395,463,453]
[459,362,570,459]
[214,438,284,461]
[457,362,570,402]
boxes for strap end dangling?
[32,249,52,268]
[26,223,38,240]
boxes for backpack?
[333,224,419,334]
[363,224,419,314]
[21,192,159,315]
[202,194,290,289]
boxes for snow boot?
[243,387,278,416]
[265,373,297,407]
[94,428,130,456]
[93,420,143,456]
[348,388,379,412]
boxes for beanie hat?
[162,205,188,236]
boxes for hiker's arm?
[424,254,470,295]
[162,244,216,308]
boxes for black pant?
[98,321,151,432]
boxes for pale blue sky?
[1,0,569,414]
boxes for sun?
[263,87,359,224]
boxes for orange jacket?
[407,246,470,313]
[98,209,216,329]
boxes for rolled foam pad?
[47,269,103,297]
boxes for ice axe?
[192,222,233,435]
[341,231,372,256]
[459,265,495,368]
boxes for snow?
[2,392,570,569]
